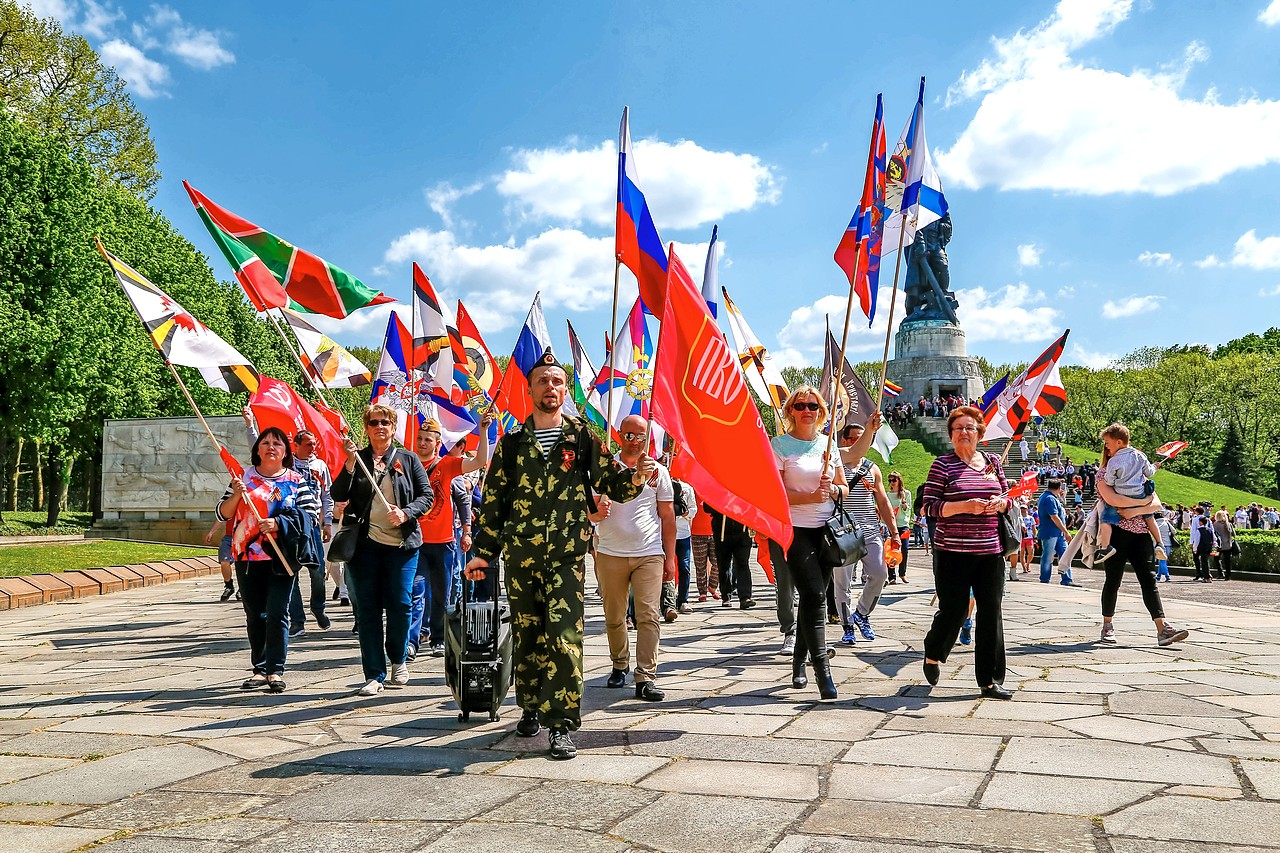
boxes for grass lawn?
[863,439,1275,509]
[0,511,92,537]
[0,541,215,578]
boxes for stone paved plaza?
[1,562,1279,853]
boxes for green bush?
[1169,530,1280,575]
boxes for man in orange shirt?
[409,412,493,659]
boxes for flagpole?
[164,361,294,575]
[606,257,622,449]
[265,310,394,514]
[824,251,861,470]
[876,221,909,402]
[642,258,665,452]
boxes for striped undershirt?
[920,452,1007,555]
[843,462,883,543]
[533,427,561,460]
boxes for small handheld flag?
[882,380,903,398]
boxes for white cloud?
[1067,343,1120,369]
[24,0,75,23]
[166,24,234,69]
[425,181,484,231]
[1137,250,1177,268]
[1225,229,1280,270]
[955,283,1061,342]
[939,1,1280,195]
[1017,243,1042,268]
[1261,1,1280,25]
[1259,283,1280,297]
[774,286,907,369]
[1195,254,1221,269]
[496,138,780,231]
[305,301,404,346]
[99,38,169,98]
[1102,294,1162,318]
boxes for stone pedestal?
[885,319,985,404]
[89,416,252,545]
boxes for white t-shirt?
[772,433,837,529]
[673,480,695,539]
[595,457,673,558]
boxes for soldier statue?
[903,213,959,324]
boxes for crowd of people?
[213,352,1222,761]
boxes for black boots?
[791,657,808,689]
[812,655,837,700]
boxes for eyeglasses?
[951,426,980,433]
[791,402,821,412]
[367,419,393,427]
[622,431,647,442]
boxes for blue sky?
[34,0,1280,372]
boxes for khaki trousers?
[595,552,663,683]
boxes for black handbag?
[820,497,867,569]
[327,522,360,563]
[997,501,1022,559]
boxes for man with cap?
[408,410,494,659]
[466,347,652,760]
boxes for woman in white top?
[770,386,850,700]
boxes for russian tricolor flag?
[834,94,887,326]
[371,311,477,450]
[616,107,669,313]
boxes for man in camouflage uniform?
[467,348,651,760]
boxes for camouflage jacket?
[473,415,640,566]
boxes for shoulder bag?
[819,460,871,569]
[986,453,1022,558]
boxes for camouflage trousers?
[504,555,586,731]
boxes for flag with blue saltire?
[702,224,720,318]
[882,78,948,254]
[833,94,887,325]
[980,373,1009,414]
[595,297,653,436]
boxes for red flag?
[1156,441,1188,460]
[219,447,245,480]
[1007,471,1039,500]
[651,247,793,549]
[248,376,345,477]
[313,397,350,436]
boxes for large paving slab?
[1,563,1279,850]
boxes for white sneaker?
[780,631,796,656]
[388,663,409,688]
[358,679,383,697]
[1154,545,1168,561]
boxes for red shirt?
[416,455,465,544]
[691,502,714,536]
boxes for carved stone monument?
[90,415,252,545]
[885,213,985,403]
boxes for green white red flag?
[184,181,394,319]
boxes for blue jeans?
[446,531,464,608]
[675,536,692,607]
[236,560,297,676]
[1156,558,1170,580]
[1039,535,1067,583]
[350,540,417,683]
[408,542,450,652]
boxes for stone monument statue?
[885,212,984,404]
[903,213,958,324]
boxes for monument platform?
[885,318,985,403]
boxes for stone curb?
[0,555,220,610]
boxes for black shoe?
[813,659,837,700]
[635,681,665,702]
[219,583,235,602]
[981,683,1014,700]
[740,599,756,609]
[721,597,733,608]
[606,668,627,688]
[332,587,340,602]
[515,709,541,738]
[923,661,940,686]
[791,659,808,690]
[339,597,350,607]
[548,727,577,760]
[315,612,331,631]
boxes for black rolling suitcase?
[444,566,514,722]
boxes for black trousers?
[1193,548,1214,580]
[1101,527,1165,620]
[1215,551,1233,580]
[779,527,831,666]
[715,536,752,603]
[924,549,1006,688]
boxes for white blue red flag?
[371,311,478,449]
[492,293,577,431]
[833,94,887,325]
[616,107,669,313]
[883,78,949,254]
[596,297,654,437]
[702,224,720,319]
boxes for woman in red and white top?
[919,406,1013,700]
[216,427,320,694]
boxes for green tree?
[1210,421,1263,494]
[0,0,159,197]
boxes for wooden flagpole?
[824,251,861,470]
[606,257,622,451]
[164,362,294,575]
[265,310,392,514]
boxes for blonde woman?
[768,386,850,700]
[886,472,913,583]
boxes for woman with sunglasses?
[331,404,433,697]
[919,406,1013,700]
[768,386,849,699]
[885,472,913,584]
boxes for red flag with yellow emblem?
[652,247,792,549]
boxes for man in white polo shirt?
[590,414,676,701]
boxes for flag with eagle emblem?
[98,241,260,394]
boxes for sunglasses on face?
[622,431,647,442]
[367,419,393,427]
[791,402,821,412]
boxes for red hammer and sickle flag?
[652,247,793,550]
